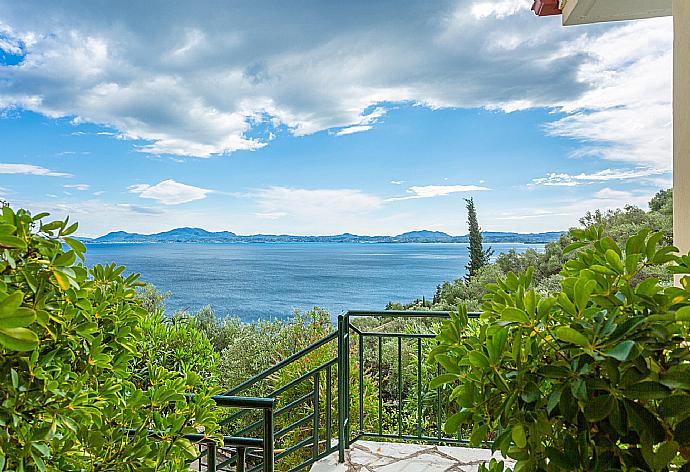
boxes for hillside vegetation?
[388,189,673,311]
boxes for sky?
[0,0,673,238]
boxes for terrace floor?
[310,441,514,472]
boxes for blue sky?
[0,1,672,237]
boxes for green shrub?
[132,311,219,388]
[430,226,690,471]
[132,284,219,387]
[0,207,220,471]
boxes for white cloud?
[547,18,672,170]
[387,184,490,201]
[390,180,404,185]
[128,179,212,205]
[335,125,372,136]
[64,183,90,191]
[529,167,667,187]
[495,210,572,221]
[0,0,666,161]
[255,211,288,220]
[0,163,70,177]
[254,187,382,220]
[471,0,531,20]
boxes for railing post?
[313,370,320,460]
[263,402,275,472]
[236,447,246,472]
[337,313,348,463]
[207,442,217,472]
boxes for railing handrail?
[224,331,338,396]
[345,309,481,318]
[211,394,275,409]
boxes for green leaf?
[602,340,636,361]
[574,279,596,312]
[501,307,530,324]
[660,365,690,389]
[0,307,35,329]
[646,232,664,260]
[430,373,460,389]
[563,241,588,254]
[0,327,39,351]
[520,381,540,403]
[676,306,690,322]
[591,264,618,276]
[584,394,615,422]
[554,327,590,348]
[539,365,570,379]
[547,387,562,415]
[444,411,465,434]
[31,442,50,457]
[53,251,76,267]
[40,220,63,232]
[605,249,625,274]
[470,424,488,447]
[625,399,665,443]
[51,269,72,291]
[468,351,491,369]
[0,235,26,249]
[658,396,690,418]
[571,379,587,402]
[64,237,86,257]
[0,291,23,314]
[511,424,527,448]
[642,441,679,472]
[61,222,78,236]
[625,381,670,400]
[557,292,577,316]
[635,278,660,297]
[0,224,16,234]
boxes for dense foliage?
[430,226,690,471]
[0,207,220,471]
[393,189,674,311]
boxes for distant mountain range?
[82,227,564,244]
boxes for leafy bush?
[132,311,219,388]
[430,226,690,471]
[0,207,220,471]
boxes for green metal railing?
[212,309,481,472]
[138,395,274,472]
[222,331,339,472]
[195,395,275,472]
[338,310,481,461]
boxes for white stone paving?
[310,441,514,472]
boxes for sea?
[84,242,543,321]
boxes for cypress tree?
[432,284,442,305]
[464,198,493,282]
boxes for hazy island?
[82,227,564,244]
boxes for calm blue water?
[84,243,541,321]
